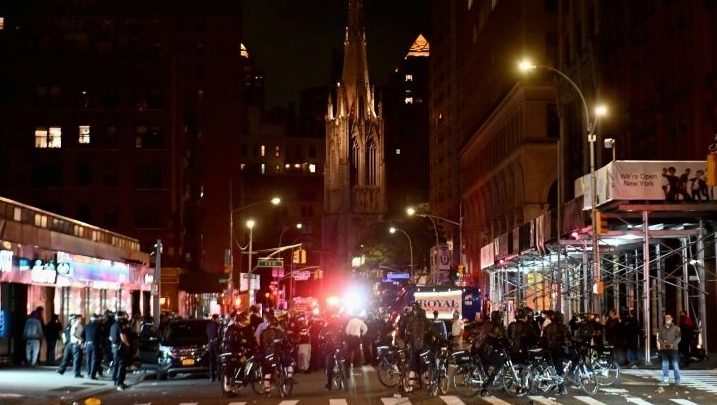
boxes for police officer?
[319,314,345,391]
[110,311,131,391]
[70,314,85,378]
[84,314,102,380]
[206,314,220,381]
[257,314,292,397]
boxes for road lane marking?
[670,400,700,405]
[575,396,608,405]
[439,395,466,405]
[330,399,348,405]
[528,395,563,405]
[479,396,513,405]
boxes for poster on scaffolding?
[575,160,714,210]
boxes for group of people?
[22,307,144,392]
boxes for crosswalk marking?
[380,398,411,405]
[227,402,246,405]
[479,396,513,405]
[439,395,466,405]
[575,396,607,405]
[528,395,563,405]
[278,401,299,405]
[178,403,198,405]
[670,400,700,405]
[625,397,655,405]
[329,399,348,405]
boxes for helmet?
[515,308,526,319]
[523,307,534,319]
[490,310,503,323]
[236,312,250,327]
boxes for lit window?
[240,163,246,170]
[395,148,402,155]
[79,125,91,144]
[0,17,4,30]
[35,127,49,148]
[260,144,266,157]
[261,164,266,174]
[49,127,62,147]
[405,74,413,82]
[275,145,280,157]
[309,164,316,173]
[405,97,414,104]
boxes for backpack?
[546,323,570,349]
[406,317,426,349]
[261,325,283,347]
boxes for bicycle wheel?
[577,363,599,395]
[501,363,531,397]
[332,363,347,391]
[377,361,401,388]
[278,368,294,398]
[595,360,620,386]
[529,362,556,395]
[451,364,483,399]
[250,364,264,395]
[221,367,236,397]
[438,364,450,395]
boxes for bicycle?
[525,347,564,395]
[587,344,621,386]
[451,340,530,398]
[561,341,599,395]
[256,341,295,398]
[329,346,349,391]
[425,345,450,396]
[376,344,407,388]
[219,351,262,396]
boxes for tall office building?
[0,0,247,312]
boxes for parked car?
[139,319,210,380]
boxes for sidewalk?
[0,364,147,405]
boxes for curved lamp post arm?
[390,227,414,281]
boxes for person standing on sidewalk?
[57,315,75,375]
[657,313,681,386]
[205,314,220,382]
[110,311,131,391]
[70,315,85,378]
[45,313,63,366]
[23,308,44,366]
[84,314,101,379]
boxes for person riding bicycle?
[397,302,449,397]
[507,308,538,364]
[257,314,294,397]
[474,310,508,393]
[541,311,571,395]
[222,312,256,355]
[319,314,345,391]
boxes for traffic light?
[293,249,300,264]
[314,269,323,280]
[300,248,306,264]
[594,211,608,235]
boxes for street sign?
[258,259,284,267]
[292,271,310,281]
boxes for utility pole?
[153,239,162,327]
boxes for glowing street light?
[519,59,608,312]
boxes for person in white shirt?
[70,315,85,377]
[345,316,368,368]
[451,311,464,348]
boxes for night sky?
[243,0,430,109]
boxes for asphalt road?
[85,365,717,405]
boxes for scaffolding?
[484,202,717,359]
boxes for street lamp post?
[227,178,281,308]
[519,60,607,312]
[246,219,255,306]
[390,227,414,280]
[279,223,302,247]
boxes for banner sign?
[575,160,713,210]
[413,289,462,319]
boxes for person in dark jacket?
[622,308,641,367]
[45,313,63,365]
[604,308,624,364]
[83,314,102,379]
[206,314,220,381]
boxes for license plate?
[181,359,195,366]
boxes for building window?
[275,145,280,157]
[405,97,414,104]
[261,144,266,157]
[106,125,118,147]
[0,17,4,30]
[77,164,92,187]
[405,74,413,82]
[35,126,62,148]
[395,148,402,155]
[79,125,91,144]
